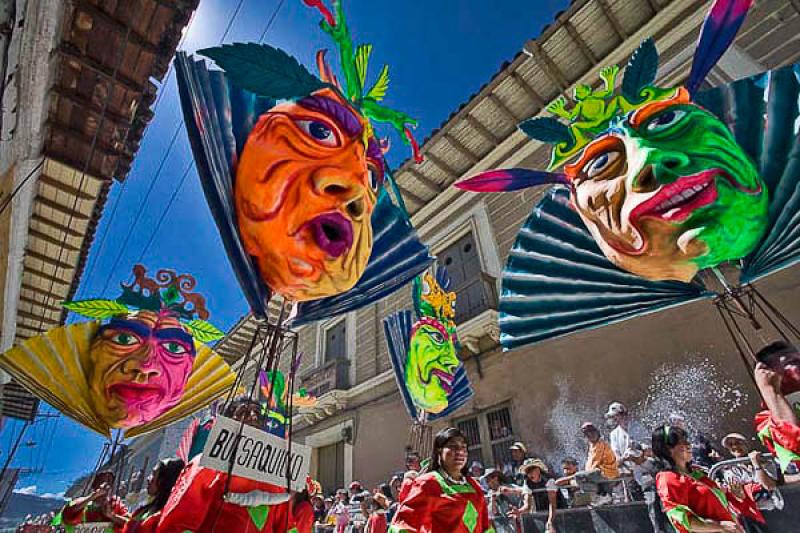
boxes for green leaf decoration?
[355,44,372,94]
[366,64,389,102]
[183,319,225,343]
[199,43,325,101]
[622,38,659,104]
[519,117,572,145]
[62,299,130,319]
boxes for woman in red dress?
[389,427,492,533]
[653,425,768,533]
[122,458,184,533]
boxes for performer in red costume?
[752,342,800,479]
[291,489,314,533]
[59,471,128,532]
[389,427,493,533]
[157,399,295,533]
[121,459,184,533]
[653,425,767,533]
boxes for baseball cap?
[509,441,528,454]
[581,422,598,432]
[605,402,627,418]
[349,481,362,490]
[482,468,501,481]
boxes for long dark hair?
[652,425,691,472]
[139,458,185,516]
[428,427,469,477]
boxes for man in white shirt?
[606,402,650,501]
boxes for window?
[324,319,347,362]
[438,232,493,323]
[456,405,515,468]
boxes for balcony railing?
[300,357,351,398]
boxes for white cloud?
[12,485,64,499]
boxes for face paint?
[566,92,767,282]
[88,310,196,428]
[235,88,382,301]
[405,320,459,414]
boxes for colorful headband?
[62,264,224,343]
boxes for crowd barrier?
[522,482,800,532]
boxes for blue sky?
[4,0,569,497]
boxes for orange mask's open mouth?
[304,212,354,258]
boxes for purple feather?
[686,0,753,96]
[454,168,568,193]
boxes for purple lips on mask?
[307,212,354,258]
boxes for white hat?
[605,402,627,418]
[721,433,748,448]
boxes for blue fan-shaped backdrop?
[499,64,800,352]
[175,52,432,323]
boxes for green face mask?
[405,322,459,414]
[569,101,768,282]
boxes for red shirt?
[755,408,800,473]
[292,499,314,533]
[656,469,763,533]
[390,472,491,533]
[121,509,159,533]
[367,512,388,533]
[157,458,292,533]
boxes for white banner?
[74,523,112,533]
[199,415,311,491]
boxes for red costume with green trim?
[58,497,127,533]
[389,471,493,533]
[755,408,800,474]
[656,469,763,533]
[157,457,295,533]
[121,509,160,533]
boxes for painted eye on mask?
[583,151,622,178]
[645,109,687,133]
[161,341,188,355]
[295,119,340,147]
[110,332,139,347]
[368,166,381,193]
[428,330,446,344]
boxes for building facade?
[213,0,800,495]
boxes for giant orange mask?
[235,88,384,302]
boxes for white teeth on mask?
[654,181,710,213]
[664,208,681,218]
[290,258,313,272]
[677,227,705,254]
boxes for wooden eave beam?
[443,133,480,165]
[509,71,545,109]
[524,42,570,91]
[26,249,74,271]
[17,309,59,326]
[37,174,95,201]
[404,167,443,194]
[31,214,83,237]
[464,114,501,145]
[19,294,62,313]
[563,21,597,63]
[29,228,80,252]
[595,0,627,40]
[35,196,91,220]
[397,184,427,207]
[15,323,42,334]
[51,85,132,130]
[42,150,110,181]
[47,120,128,161]
[487,93,520,124]
[57,46,144,94]
[26,266,72,287]
[73,1,160,54]
[423,151,459,179]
